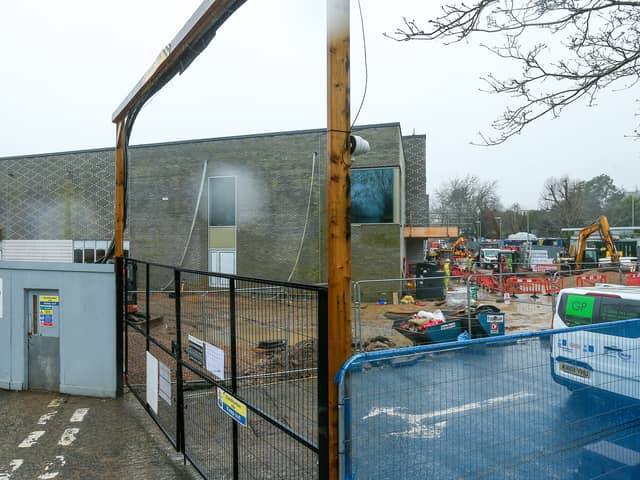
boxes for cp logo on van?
[570,301,588,311]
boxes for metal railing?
[337,318,640,479]
[352,265,639,352]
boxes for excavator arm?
[598,215,620,262]
[452,237,465,252]
[575,215,619,266]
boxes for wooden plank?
[114,122,125,258]
[327,1,351,479]
[404,225,460,238]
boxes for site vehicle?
[550,285,640,399]
[560,215,620,269]
[478,248,500,269]
[451,237,468,258]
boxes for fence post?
[619,265,624,285]
[115,257,124,398]
[229,278,239,480]
[317,288,329,480]
[174,269,185,453]
[146,263,150,352]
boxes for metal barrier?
[576,274,608,287]
[626,273,640,286]
[121,258,328,479]
[337,319,640,479]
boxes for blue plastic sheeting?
[337,319,640,479]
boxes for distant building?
[0,123,428,285]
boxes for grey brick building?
[0,123,427,286]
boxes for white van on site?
[550,285,640,399]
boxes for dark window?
[600,300,640,324]
[74,249,83,263]
[351,168,395,223]
[208,177,236,226]
[560,294,640,329]
[83,249,95,264]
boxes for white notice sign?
[158,360,172,406]
[205,342,225,380]
[146,351,159,414]
[0,278,3,319]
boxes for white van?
[478,248,500,269]
[550,285,640,399]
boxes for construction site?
[2,1,640,480]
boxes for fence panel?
[123,259,328,480]
[125,261,181,448]
[338,319,640,479]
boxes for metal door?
[26,290,60,391]
[208,249,236,287]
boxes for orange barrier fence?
[575,274,607,287]
[506,277,546,296]
[626,273,640,286]
[475,274,500,292]
[544,277,564,294]
[533,264,558,273]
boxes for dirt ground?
[354,268,629,349]
[355,290,554,349]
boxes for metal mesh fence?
[123,258,327,480]
[125,262,181,448]
[338,319,640,479]
[352,268,638,353]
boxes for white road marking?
[58,428,80,446]
[362,391,533,439]
[47,398,63,408]
[70,408,89,423]
[0,459,24,480]
[18,431,45,448]
[585,440,640,466]
[37,455,66,480]
[37,411,58,425]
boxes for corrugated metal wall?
[1,240,73,263]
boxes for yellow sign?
[39,295,60,304]
[217,388,247,427]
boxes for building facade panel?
[1,123,426,286]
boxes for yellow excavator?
[451,237,468,258]
[567,215,620,268]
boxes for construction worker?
[466,254,473,272]
[444,259,451,290]
[506,255,513,273]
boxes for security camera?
[350,135,370,156]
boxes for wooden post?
[327,1,351,479]
[114,121,126,258]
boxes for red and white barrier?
[625,273,640,286]
[507,277,546,296]
[575,274,607,287]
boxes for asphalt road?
[0,390,198,480]
[345,337,640,479]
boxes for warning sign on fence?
[217,388,247,427]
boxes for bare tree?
[434,174,500,235]
[539,175,586,226]
[389,1,640,144]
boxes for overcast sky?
[2,0,638,209]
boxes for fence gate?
[118,258,329,479]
